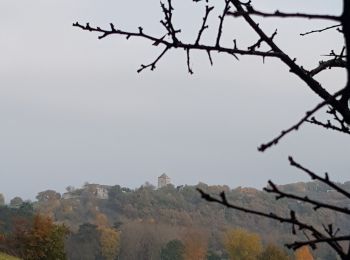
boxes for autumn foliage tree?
[295,246,314,260]
[183,229,208,260]
[74,0,350,258]
[224,228,263,260]
[258,244,291,260]
[99,226,120,260]
[4,214,68,260]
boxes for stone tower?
[158,173,171,188]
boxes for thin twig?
[216,0,230,47]
[300,24,342,36]
[264,181,350,215]
[228,9,341,22]
[289,156,350,199]
[307,117,350,135]
[196,6,214,45]
[137,46,170,73]
[309,59,346,77]
[258,89,345,152]
[197,188,346,257]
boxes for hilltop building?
[62,184,109,200]
[85,184,109,199]
[158,173,171,188]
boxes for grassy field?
[0,253,20,260]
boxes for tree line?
[1,180,348,259]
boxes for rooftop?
[159,173,170,178]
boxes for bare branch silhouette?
[228,9,341,21]
[300,24,342,36]
[257,88,345,152]
[264,180,350,215]
[309,58,346,77]
[74,0,350,124]
[288,156,350,200]
[198,156,350,258]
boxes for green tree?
[207,250,222,260]
[36,190,61,218]
[36,190,61,202]
[0,194,4,206]
[224,228,263,260]
[9,197,23,208]
[65,223,102,260]
[99,226,120,260]
[160,239,184,260]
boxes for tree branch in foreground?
[258,89,346,152]
[197,188,346,257]
[197,156,350,258]
[74,0,350,125]
[288,156,350,200]
[228,9,341,22]
[308,58,346,77]
[264,180,350,215]
[287,236,350,251]
[300,24,342,36]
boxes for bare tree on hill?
[73,1,350,258]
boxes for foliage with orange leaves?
[6,214,69,260]
[295,246,314,260]
[183,229,208,260]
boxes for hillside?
[35,181,350,259]
[1,181,349,259]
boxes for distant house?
[62,193,77,200]
[62,184,109,200]
[84,184,109,199]
[158,173,171,188]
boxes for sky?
[0,0,348,201]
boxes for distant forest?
[1,181,349,259]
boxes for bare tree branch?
[258,99,328,152]
[195,5,214,45]
[228,0,350,124]
[258,87,346,152]
[340,0,350,107]
[137,46,170,73]
[216,0,230,47]
[289,156,350,200]
[197,187,346,258]
[73,22,283,72]
[228,9,341,21]
[300,24,342,36]
[287,236,350,251]
[186,48,193,74]
[307,116,350,135]
[74,0,350,124]
[264,181,350,215]
[309,58,346,77]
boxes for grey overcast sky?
[0,0,348,201]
